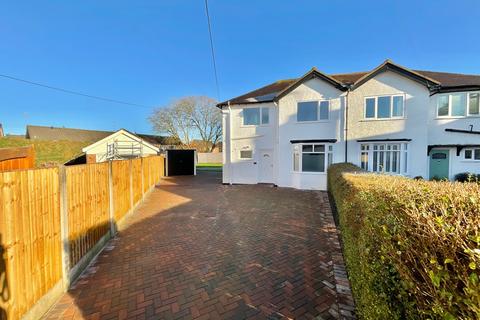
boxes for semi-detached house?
[218,60,480,190]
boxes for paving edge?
[21,281,63,320]
[318,191,356,319]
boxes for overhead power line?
[0,73,153,108]
[204,0,220,99]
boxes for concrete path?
[44,172,354,320]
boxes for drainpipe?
[344,86,351,163]
[273,101,279,186]
[228,101,233,185]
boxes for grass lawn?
[196,163,222,167]
[0,137,89,167]
[196,163,222,171]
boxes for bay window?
[364,95,405,119]
[360,143,409,175]
[293,144,333,173]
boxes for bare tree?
[149,96,221,151]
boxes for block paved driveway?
[44,171,354,320]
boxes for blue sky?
[1,0,479,135]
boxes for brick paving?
[44,171,355,320]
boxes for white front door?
[259,149,274,183]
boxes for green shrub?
[454,172,480,183]
[328,163,480,320]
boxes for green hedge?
[328,163,480,319]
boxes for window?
[261,107,269,124]
[438,95,449,116]
[436,93,480,118]
[451,94,466,116]
[243,107,269,125]
[319,101,329,120]
[364,95,404,119]
[365,98,375,118]
[292,143,333,173]
[377,96,391,118]
[392,96,404,117]
[464,148,480,161]
[360,143,409,175]
[361,145,369,170]
[297,101,329,122]
[240,150,253,159]
[469,93,480,115]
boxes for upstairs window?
[297,101,330,122]
[437,92,480,117]
[243,107,269,126]
[365,95,405,119]
[469,93,480,116]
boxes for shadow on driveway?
[44,171,354,320]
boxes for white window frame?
[359,142,409,175]
[296,100,330,123]
[467,92,480,117]
[292,143,333,173]
[242,107,270,126]
[464,148,480,161]
[239,149,253,160]
[436,92,480,118]
[364,94,405,120]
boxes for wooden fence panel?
[0,146,35,171]
[131,158,142,205]
[112,160,131,222]
[142,156,163,192]
[66,163,110,267]
[0,155,165,319]
[142,158,150,193]
[0,168,61,320]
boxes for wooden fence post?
[141,157,145,198]
[129,159,134,210]
[108,161,116,235]
[59,165,71,289]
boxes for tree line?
[149,96,221,152]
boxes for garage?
[165,149,196,176]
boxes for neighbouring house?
[26,125,177,147]
[218,59,480,190]
[189,140,222,153]
[65,129,160,165]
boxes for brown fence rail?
[0,145,35,171]
[0,155,165,320]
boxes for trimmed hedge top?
[328,163,480,320]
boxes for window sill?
[460,160,480,163]
[371,171,407,176]
[291,171,327,175]
[295,120,330,124]
[360,118,406,122]
[434,116,480,120]
[240,124,270,128]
